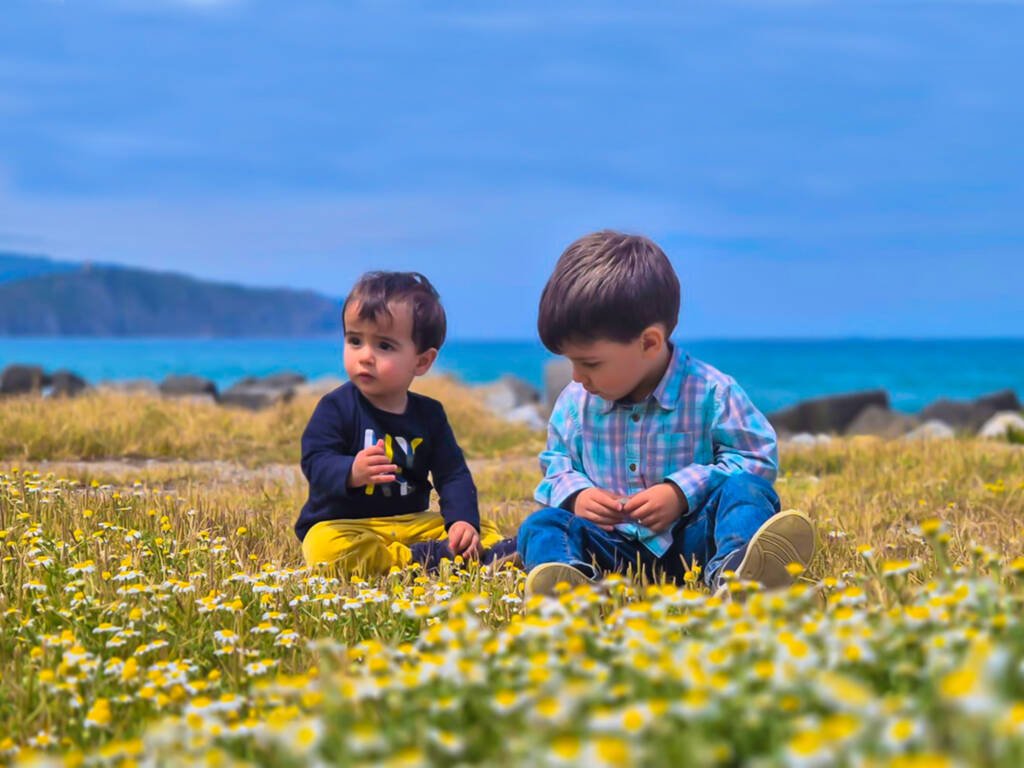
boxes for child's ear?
[639,325,666,356]
[414,348,438,376]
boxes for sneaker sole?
[523,562,592,599]
[734,509,816,590]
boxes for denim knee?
[519,507,571,538]
[719,472,780,509]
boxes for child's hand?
[574,487,628,531]
[448,521,480,559]
[347,440,399,488]
[622,483,688,533]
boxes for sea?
[1,337,1022,414]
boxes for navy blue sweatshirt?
[294,382,479,542]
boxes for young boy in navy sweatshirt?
[296,271,515,576]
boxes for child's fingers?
[369,472,396,483]
[591,488,626,511]
[579,505,622,526]
[621,493,649,514]
[629,501,654,526]
[449,525,473,553]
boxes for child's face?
[343,300,436,406]
[560,328,668,403]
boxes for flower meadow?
[3,469,1024,768]
[0,390,1023,767]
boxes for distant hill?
[0,253,80,284]
[0,262,342,336]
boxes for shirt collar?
[598,343,687,414]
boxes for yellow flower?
[84,698,111,729]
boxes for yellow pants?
[301,512,505,577]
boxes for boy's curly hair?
[538,230,680,352]
[343,271,447,352]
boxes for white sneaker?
[713,509,816,598]
[523,562,594,599]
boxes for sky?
[1,0,1022,339]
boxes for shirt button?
[629,463,637,472]
[631,413,641,422]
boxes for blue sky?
[1,0,1021,339]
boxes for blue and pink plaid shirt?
[534,343,778,556]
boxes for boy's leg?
[518,507,656,596]
[478,520,520,568]
[675,472,814,591]
[301,519,398,577]
[302,513,451,576]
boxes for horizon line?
[2,335,1024,343]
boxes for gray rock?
[235,372,307,390]
[220,385,294,410]
[919,389,1022,433]
[844,405,919,439]
[0,364,50,395]
[99,379,160,395]
[768,390,890,435]
[47,369,89,398]
[504,403,547,430]
[978,411,1024,440]
[159,374,218,399]
[978,389,1022,412]
[543,359,573,412]
[903,420,955,441]
[479,375,540,414]
[220,373,300,410]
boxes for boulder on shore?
[903,420,955,441]
[220,374,298,410]
[844,405,919,439]
[543,359,573,413]
[768,390,889,436]
[479,375,541,415]
[48,369,89,398]
[919,389,1022,433]
[235,372,307,390]
[158,375,218,400]
[0,364,50,395]
[504,403,547,431]
[99,379,160,395]
[978,411,1024,440]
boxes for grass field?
[1,382,1023,766]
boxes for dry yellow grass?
[0,375,543,464]
[2,385,1024,765]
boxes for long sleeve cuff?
[666,464,715,515]
[535,471,594,511]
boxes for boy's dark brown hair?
[537,230,680,352]
[343,271,447,352]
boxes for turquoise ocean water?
[0,337,1022,414]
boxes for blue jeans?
[517,472,781,586]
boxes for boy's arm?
[534,391,595,510]
[300,396,358,499]
[665,380,778,513]
[429,405,480,531]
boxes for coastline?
[1,336,1023,414]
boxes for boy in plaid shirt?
[519,231,815,599]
